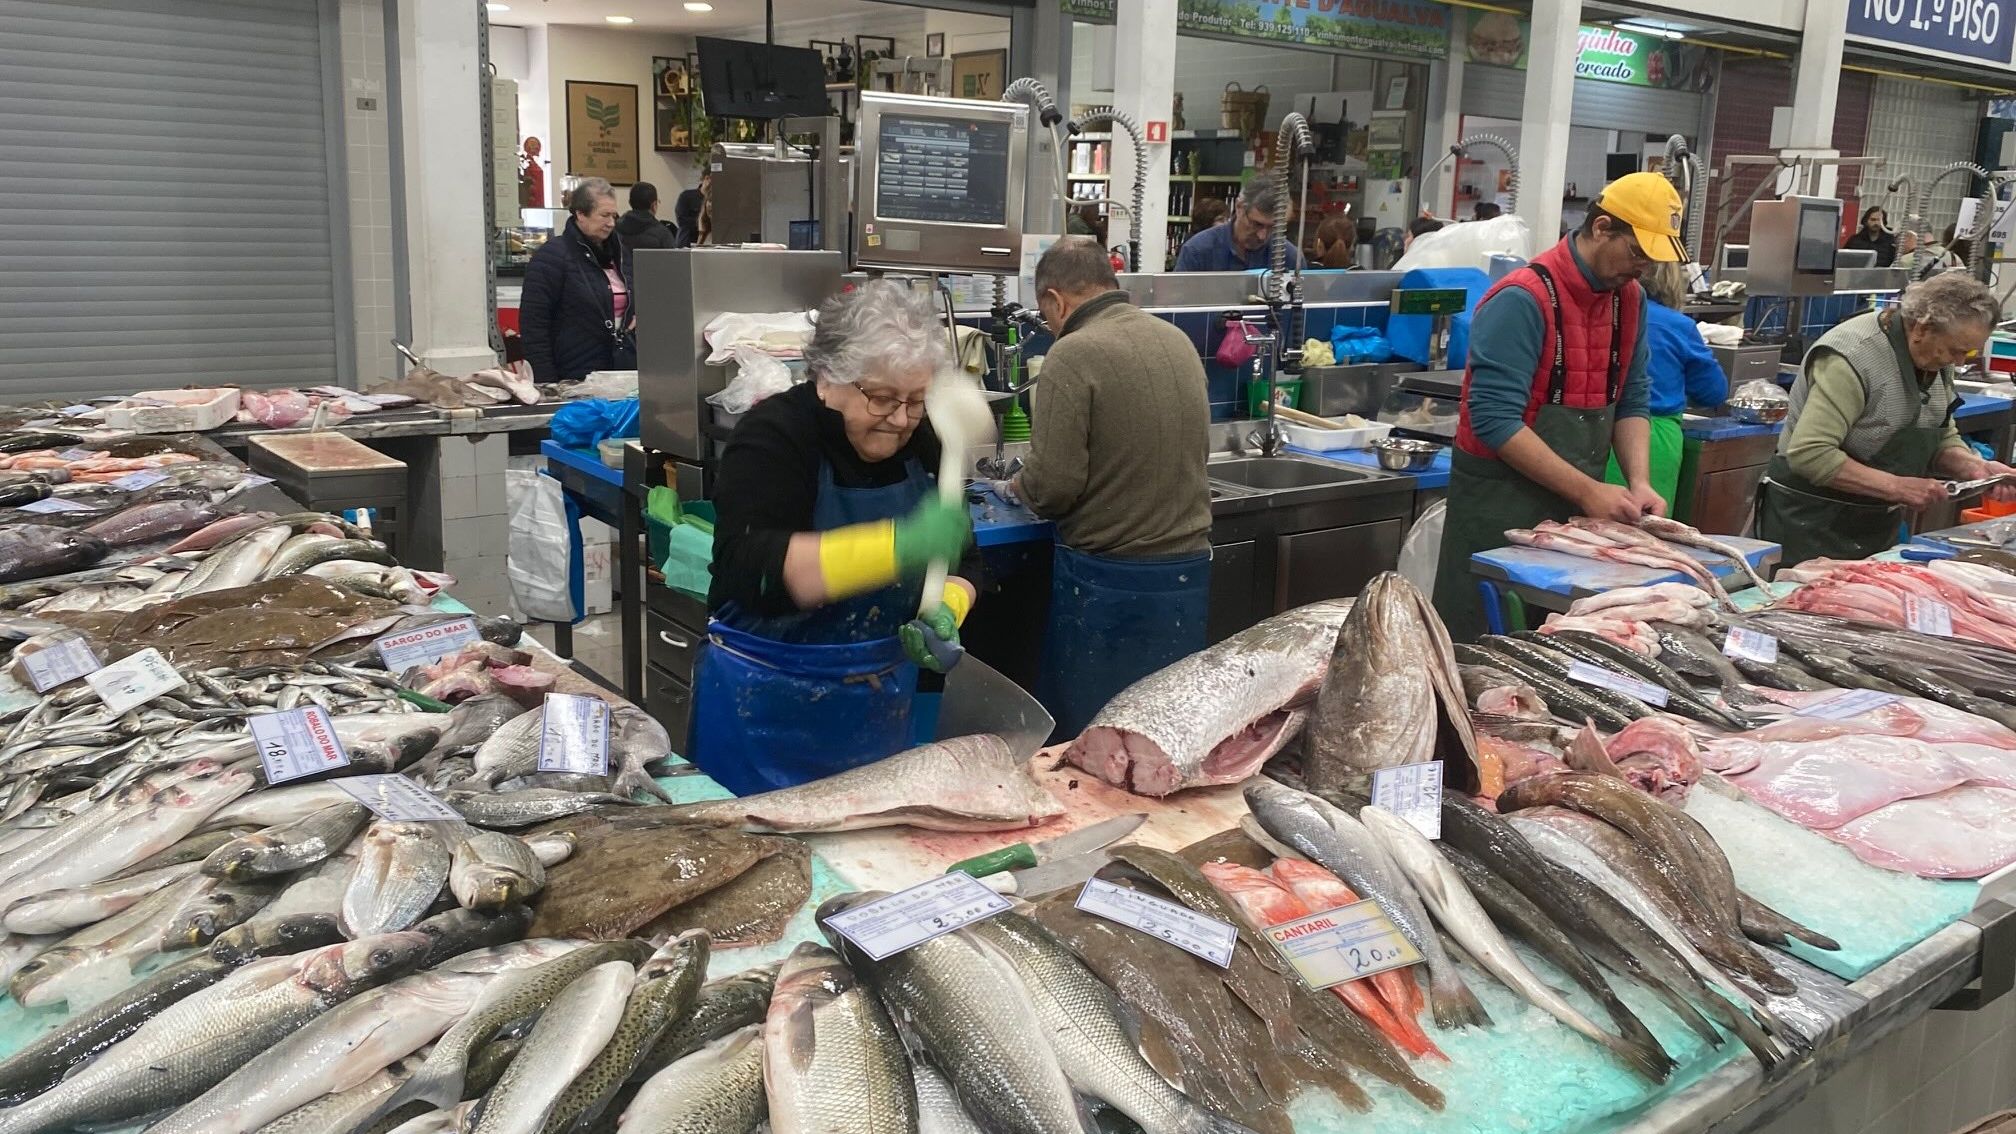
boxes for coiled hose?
[1076,106,1148,271]
[1000,78,1076,234]
[1270,112,1315,343]
[1455,134,1520,214]
[1662,134,1706,257]
[1911,161,1994,277]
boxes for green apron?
[1604,413,1684,510]
[1433,265,1625,642]
[1756,314,1958,568]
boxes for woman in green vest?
[1757,271,2016,568]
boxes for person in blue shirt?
[1601,262,1728,509]
[1173,181,1303,272]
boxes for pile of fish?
[1773,558,2016,650]
[366,365,542,411]
[1504,515,1774,609]
[1537,582,1719,649]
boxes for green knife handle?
[948,843,1038,878]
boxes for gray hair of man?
[1033,235,1119,298]
[569,177,616,217]
[1900,270,2000,333]
[802,278,952,387]
[1236,179,1285,220]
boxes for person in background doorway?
[1472,202,1504,221]
[994,238,1212,739]
[1602,262,1727,509]
[1844,206,1911,268]
[518,136,545,209]
[519,177,634,382]
[616,182,674,274]
[1312,218,1358,269]
[1174,180,1302,271]
[1404,214,1444,251]
[672,181,704,247]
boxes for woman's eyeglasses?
[852,382,928,418]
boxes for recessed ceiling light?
[683,2,713,9]
[605,14,634,23]
[486,3,508,10]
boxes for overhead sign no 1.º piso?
[1847,0,2016,69]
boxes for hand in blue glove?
[900,603,963,673]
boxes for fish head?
[639,928,712,982]
[300,929,431,995]
[465,865,540,910]
[773,940,856,1005]
[203,835,276,880]
[8,946,83,1000]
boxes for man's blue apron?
[688,457,929,795]
[1037,545,1210,743]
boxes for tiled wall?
[1704,60,1876,262]
[339,0,398,387]
[1745,293,1879,342]
[1754,999,2016,1134]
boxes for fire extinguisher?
[1108,247,1126,273]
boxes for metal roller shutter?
[0,0,341,399]
[1461,65,1706,139]
[1863,77,1983,237]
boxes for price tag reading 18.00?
[374,616,481,673]
[822,872,1012,961]
[1263,899,1423,990]
[1566,660,1670,707]
[250,705,350,785]
[1371,761,1444,840]
[1075,878,1237,968]
[1903,595,1954,638]
[1723,626,1779,665]
[86,648,185,716]
[20,635,101,693]
[335,774,462,822]
[537,693,610,775]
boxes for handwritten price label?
[822,872,1011,961]
[1566,660,1670,707]
[537,693,610,775]
[86,648,184,715]
[18,498,89,514]
[1797,688,1902,720]
[1372,762,1444,840]
[1076,878,1237,968]
[1723,626,1779,664]
[19,635,101,692]
[335,774,462,822]
[374,617,480,673]
[1904,595,1954,637]
[1263,899,1423,990]
[251,705,350,785]
[111,470,169,491]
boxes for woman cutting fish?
[691,281,976,795]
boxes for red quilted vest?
[1454,237,1643,460]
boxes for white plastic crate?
[101,388,240,433]
[1280,419,1393,452]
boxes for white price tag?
[55,448,96,462]
[824,872,1012,961]
[19,635,101,692]
[1262,899,1423,990]
[241,475,275,488]
[1904,595,1954,637]
[86,648,184,715]
[18,497,88,514]
[59,405,94,416]
[1075,878,1237,968]
[1797,688,1903,720]
[374,617,481,673]
[1566,660,1670,707]
[1723,626,1780,665]
[251,705,351,785]
[335,774,462,822]
[1371,762,1444,840]
[111,470,169,491]
[537,692,609,775]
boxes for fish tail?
[1603,1031,1677,1083]
[1331,983,1443,1062]
[1426,966,1491,1030]
[611,763,674,805]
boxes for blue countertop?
[1678,392,2012,444]
[541,439,623,487]
[1285,443,1452,489]
[971,487,1053,547]
[1471,535,1780,598]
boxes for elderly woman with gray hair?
[520,177,635,381]
[1759,271,2016,565]
[691,279,974,793]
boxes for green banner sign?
[1462,16,1713,91]
[1066,0,1450,60]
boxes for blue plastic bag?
[550,397,640,449]
[1386,267,1492,368]
[1331,326,1394,364]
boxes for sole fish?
[527,821,773,940]
[643,838,810,949]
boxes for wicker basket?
[1220,82,1270,137]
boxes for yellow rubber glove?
[815,498,972,602]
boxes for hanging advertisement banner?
[1064,0,1451,60]
[1846,0,2016,69]
[1462,17,1715,91]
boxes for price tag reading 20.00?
[1263,899,1423,989]
[822,872,1011,961]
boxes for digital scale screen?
[1390,288,1469,316]
[875,115,1012,226]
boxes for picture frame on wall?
[926,32,945,58]
[655,56,689,97]
[1381,75,1409,111]
[950,49,1006,101]
[1367,115,1404,151]
[565,80,640,185]
[652,57,693,151]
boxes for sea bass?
[1063,601,1353,796]
[762,942,916,1134]
[620,1025,766,1134]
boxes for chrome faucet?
[1225,311,1284,457]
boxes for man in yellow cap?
[1433,172,1685,640]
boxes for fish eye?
[370,949,392,966]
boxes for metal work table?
[541,439,643,703]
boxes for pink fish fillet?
[1823,785,2016,878]
[1744,688,2016,750]
[1604,716,1702,802]
[1725,735,1972,828]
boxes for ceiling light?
[605,14,635,23]
[684,2,713,9]
[1617,20,1686,39]
[486,3,508,10]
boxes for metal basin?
[1207,457,1380,490]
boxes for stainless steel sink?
[1204,453,1405,514]
[1207,457,1378,490]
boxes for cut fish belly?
[1744,689,2016,749]
[1822,785,2016,878]
[1725,736,1972,829]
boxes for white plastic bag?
[1396,498,1446,595]
[1393,215,1535,273]
[706,346,797,415]
[506,470,577,623]
[701,310,816,363]
[1734,378,1788,406]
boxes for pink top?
[604,267,628,325]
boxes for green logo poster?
[1462,15,1713,90]
[1067,0,1450,60]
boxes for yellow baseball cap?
[1595,171,1687,262]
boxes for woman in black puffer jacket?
[521,178,636,381]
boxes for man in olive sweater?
[1003,236,1213,738]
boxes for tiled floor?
[1756,997,2016,1134]
[531,610,625,692]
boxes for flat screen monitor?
[1718,244,1749,271]
[853,91,1026,275]
[873,114,1014,227]
[695,37,828,121]
[1795,200,1842,272]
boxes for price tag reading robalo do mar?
[1263,899,1422,990]
[250,705,350,785]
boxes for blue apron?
[688,457,929,794]
[1036,544,1210,742]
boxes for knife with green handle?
[946,813,1146,893]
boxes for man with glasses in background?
[1174,180,1303,272]
[1432,172,1680,640]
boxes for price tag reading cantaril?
[18,497,88,514]
[374,617,481,673]
[822,872,1012,961]
[20,635,101,693]
[1904,595,1955,638]
[86,648,184,716]
[111,470,169,491]
[335,774,461,822]
[1566,660,1670,707]
[1723,626,1780,665]
[1075,878,1237,968]
[250,705,351,785]
[1371,762,1444,840]
[537,693,609,775]
[1263,899,1423,990]
[56,448,97,462]
[1797,688,1903,720]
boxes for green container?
[1245,378,1303,418]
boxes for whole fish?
[1063,601,1352,796]
[1480,635,1656,722]
[662,734,1064,832]
[165,512,281,555]
[0,525,109,582]
[448,828,546,909]
[1636,515,1773,594]
[0,767,253,911]
[182,524,293,595]
[1453,643,1636,730]
[11,871,219,1008]
[1243,778,1489,1030]
[425,694,528,760]
[910,1061,984,1134]
[1648,621,1748,688]
[163,875,283,947]
[441,788,634,828]
[645,838,810,948]
[632,964,780,1084]
[209,911,348,963]
[410,905,537,968]
[225,857,354,939]
[464,709,542,786]
[1307,574,1484,794]
[0,861,199,934]
[610,705,676,803]
[342,820,454,936]
[204,802,373,880]
[264,538,397,580]
[528,822,774,940]
[1358,805,1671,1082]
[965,910,1260,1133]
[250,1064,410,1134]
[82,500,227,548]
[620,1025,766,1134]
[539,932,711,1134]
[468,961,637,1134]
[764,940,920,1134]
[0,931,430,1134]
[1539,629,1751,731]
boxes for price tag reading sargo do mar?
[86,648,185,716]
[251,705,351,785]
[1075,878,1237,968]
[822,872,1012,962]
[1263,899,1423,990]
[374,616,481,673]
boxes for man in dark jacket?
[520,177,635,381]
[616,182,674,275]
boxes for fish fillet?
[1823,785,2016,878]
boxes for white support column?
[1112,0,1176,271]
[1786,0,1849,198]
[1517,0,1581,242]
[389,0,496,375]
[1010,1,1069,239]
[1423,11,1466,219]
